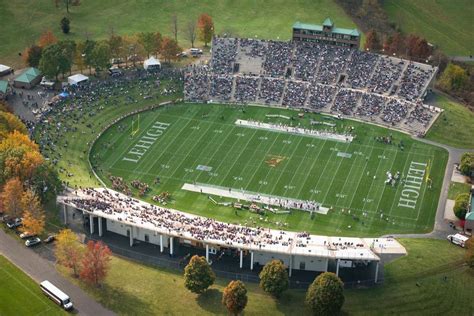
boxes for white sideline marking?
[182,183,330,215]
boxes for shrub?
[259,260,289,297]
[306,272,345,316]
[184,255,215,294]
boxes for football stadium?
[2,3,473,313]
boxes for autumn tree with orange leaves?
[161,36,181,63]
[38,30,58,48]
[20,189,45,236]
[55,229,84,277]
[197,13,214,47]
[80,240,112,286]
[0,131,43,183]
[1,177,24,218]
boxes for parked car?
[6,218,22,229]
[20,231,36,239]
[44,235,56,244]
[25,237,41,247]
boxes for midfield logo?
[265,155,286,168]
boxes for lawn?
[57,238,474,315]
[90,103,448,236]
[0,0,355,68]
[447,181,471,200]
[425,94,474,149]
[0,255,65,316]
[345,238,474,315]
[384,0,474,56]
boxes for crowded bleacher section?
[184,36,440,135]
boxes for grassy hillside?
[57,238,474,315]
[0,256,65,315]
[0,0,355,68]
[384,0,474,56]
[426,94,474,149]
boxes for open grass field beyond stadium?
[91,103,448,236]
[0,256,65,315]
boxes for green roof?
[293,21,360,37]
[15,67,41,83]
[466,212,474,221]
[0,80,7,94]
[323,18,333,27]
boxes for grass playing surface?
[91,103,447,236]
[0,255,65,315]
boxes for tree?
[80,240,112,286]
[453,193,470,220]
[413,37,431,59]
[184,255,215,294]
[55,229,84,277]
[60,17,70,34]
[38,30,57,48]
[438,64,469,92]
[83,39,96,74]
[30,163,62,203]
[465,238,474,269]
[459,152,474,176]
[0,131,43,184]
[364,30,381,51]
[39,43,70,80]
[108,34,123,60]
[58,0,81,14]
[186,20,197,48]
[22,45,43,68]
[388,32,404,56]
[58,40,76,75]
[161,37,181,63]
[74,41,86,73]
[171,13,178,42]
[197,13,214,47]
[90,41,111,72]
[1,177,24,218]
[306,272,345,316]
[0,111,27,141]
[222,280,248,316]
[122,35,144,67]
[20,190,45,236]
[137,32,157,58]
[259,260,289,297]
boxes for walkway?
[0,229,115,316]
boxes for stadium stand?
[184,36,440,135]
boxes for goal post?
[131,113,140,137]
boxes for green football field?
[91,103,448,236]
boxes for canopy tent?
[0,64,12,77]
[59,91,70,98]
[13,67,42,89]
[68,74,89,85]
[144,57,161,71]
[0,80,8,99]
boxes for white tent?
[0,64,12,77]
[143,57,161,71]
[68,74,89,85]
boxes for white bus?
[447,233,469,248]
[40,280,74,310]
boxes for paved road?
[450,56,474,62]
[0,229,115,316]
[382,137,473,239]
